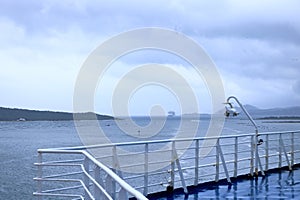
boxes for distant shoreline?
[0,107,114,121]
[262,121,300,124]
[258,116,300,124]
[257,116,300,120]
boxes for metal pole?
[112,147,117,199]
[215,139,220,182]
[234,137,238,178]
[255,130,259,176]
[279,134,282,169]
[227,96,262,176]
[37,152,42,200]
[291,132,294,167]
[194,139,199,185]
[170,141,175,189]
[265,134,269,171]
[250,135,254,176]
[144,143,149,196]
[226,96,258,131]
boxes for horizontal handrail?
[34,129,300,199]
[34,178,94,199]
[48,130,300,151]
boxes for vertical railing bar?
[112,147,117,200]
[143,143,149,196]
[170,141,175,189]
[279,134,282,169]
[265,134,269,171]
[234,137,238,178]
[194,139,199,185]
[255,131,259,176]
[169,141,175,190]
[37,152,42,200]
[215,139,220,182]
[250,135,254,176]
[291,132,294,167]
[113,146,123,178]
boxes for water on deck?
[148,166,300,199]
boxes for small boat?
[168,111,175,117]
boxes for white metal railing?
[33,149,147,200]
[34,130,300,199]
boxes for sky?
[0,0,300,116]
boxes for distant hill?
[239,105,300,119]
[183,105,300,119]
[0,107,113,121]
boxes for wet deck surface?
[149,166,300,199]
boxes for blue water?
[0,118,300,199]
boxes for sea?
[1,116,300,199]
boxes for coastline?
[0,107,113,121]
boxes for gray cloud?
[1,0,300,112]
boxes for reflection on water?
[159,167,300,200]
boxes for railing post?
[291,132,294,167]
[170,141,175,189]
[234,137,238,178]
[265,134,269,171]
[144,143,149,196]
[255,130,259,176]
[113,146,122,177]
[83,157,90,200]
[250,135,254,176]
[111,147,117,199]
[215,139,219,182]
[194,139,199,185]
[255,132,265,176]
[279,134,282,169]
[37,152,42,200]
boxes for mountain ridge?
[0,107,113,121]
[240,104,300,118]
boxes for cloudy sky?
[1,0,300,115]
